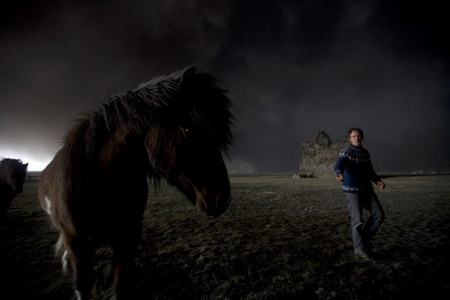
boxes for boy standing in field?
[334,128,385,259]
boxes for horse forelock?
[184,72,234,151]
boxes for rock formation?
[299,131,348,178]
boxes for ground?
[1,174,449,299]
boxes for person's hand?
[336,174,344,182]
[376,181,385,191]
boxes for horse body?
[38,67,233,299]
[0,158,28,223]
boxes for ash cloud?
[1,0,449,173]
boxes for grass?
[1,174,449,299]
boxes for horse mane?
[97,72,182,133]
[61,66,233,171]
[96,66,233,147]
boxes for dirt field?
[1,174,449,299]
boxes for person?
[334,128,385,259]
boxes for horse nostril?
[195,198,208,214]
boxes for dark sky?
[1,0,449,173]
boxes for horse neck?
[0,165,19,190]
[0,164,10,182]
[63,117,151,176]
[97,126,150,169]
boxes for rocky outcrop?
[299,131,347,178]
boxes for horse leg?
[111,243,138,300]
[111,234,140,300]
[64,235,96,300]
[0,190,14,224]
[0,198,10,224]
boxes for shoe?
[354,249,369,259]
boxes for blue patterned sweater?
[333,144,381,193]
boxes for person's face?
[349,130,363,146]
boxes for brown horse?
[0,158,28,224]
[38,67,234,299]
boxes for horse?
[38,66,234,300]
[0,158,28,224]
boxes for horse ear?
[180,66,196,83]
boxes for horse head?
[0,159,28,194]
[145,67,233,217]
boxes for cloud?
[0,0,449,173]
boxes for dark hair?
[347,127,364,139]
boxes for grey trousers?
[345,191,385,250]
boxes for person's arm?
[334,154,346,182]
[368,161,385,190]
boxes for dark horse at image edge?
[38,67,234,299]
[0,158,28,224]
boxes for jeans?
[345,191,385,250]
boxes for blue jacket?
[333,144,381,193]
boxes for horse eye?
[182,127,191,137]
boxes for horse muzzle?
[195,188,231,217]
